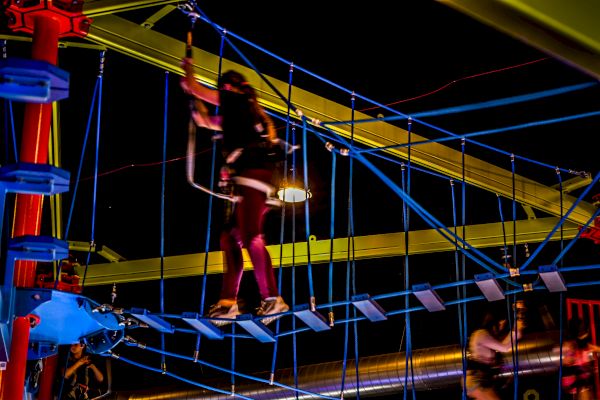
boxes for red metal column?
[0,15,60,400]
[12,15,59,287]
[37,354,58,400]
[2,317,34,400]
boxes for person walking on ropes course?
[180,58,289,326]
[464,307,523,400]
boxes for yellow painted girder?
[84,14,597,227]
[83,0,180,17]
[438,0,600,80]
[77,217,579,286]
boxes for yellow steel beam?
[84,14,597,227]
[437,0,600,80]
[68,241,126,262]
[83,0,180,17]
[77,217,579,285]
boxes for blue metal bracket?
[0,163,70,195]
[412,283,446,312]
[1,236,70,363]
[129,308,174,333]
[14,288,124,359]
[235,314,275,343]
[182,312,224,340]
[351,293,387,322]
[0,57,69,103]
[0,163,71,247]
[293,304,330,332]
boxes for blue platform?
[293,303,330,332]
[351,293,387,322]
[129,308,174,333]
[235,313,275,343]
[182,312,224,340]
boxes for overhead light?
[277,185,312,203]
[539,265,567,292]
[474,272,505,302]
[412,283,446,312]
[276,168,311,203]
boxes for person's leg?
[237,169,279,299]
[236,169,288,324]
[207,226,243,324]
[219,226,244,301]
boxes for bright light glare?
[277,187,312,203]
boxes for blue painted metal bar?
[351,294,387,322]
[293,303,330,332]
[182,312,224,340]
[234,314,275,343]
[412,283,446,312]
[129,308,174,334]
[0,57,69,103]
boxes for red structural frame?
[1,1,91,399]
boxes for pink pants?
[220,169,279,301]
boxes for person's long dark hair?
[218,70,274,130]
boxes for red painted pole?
[0,14,60,400]
[2,317,34,400]
[12,15,59,287]
[36,354,58,400]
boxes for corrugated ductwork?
[112,331,560,400]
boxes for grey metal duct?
[112,332,560,400]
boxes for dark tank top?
[219,90,279,171]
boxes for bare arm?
[64,358,86,379]
[486,326,521,353]
[87,362,104,383]
[191,99,223,131]
[180,58,220,106]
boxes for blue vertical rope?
[159,70,169,371]
[497,195,509,262]
[460,138,468,393]
[510,154,519,399]
[497,186,518,399]
[301,119,315,300]
[231,323,236,395]
[64,78,99,241]
[291,127,300,400]
[270,61,295,380]
[82,50,105,289]
[6,100,17,162]
[195,30,226,356]
[511,155,517,268]
[451,179,467,400]
[348,93,360,400]
[402,118,416,400]
[328,152,337,320]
